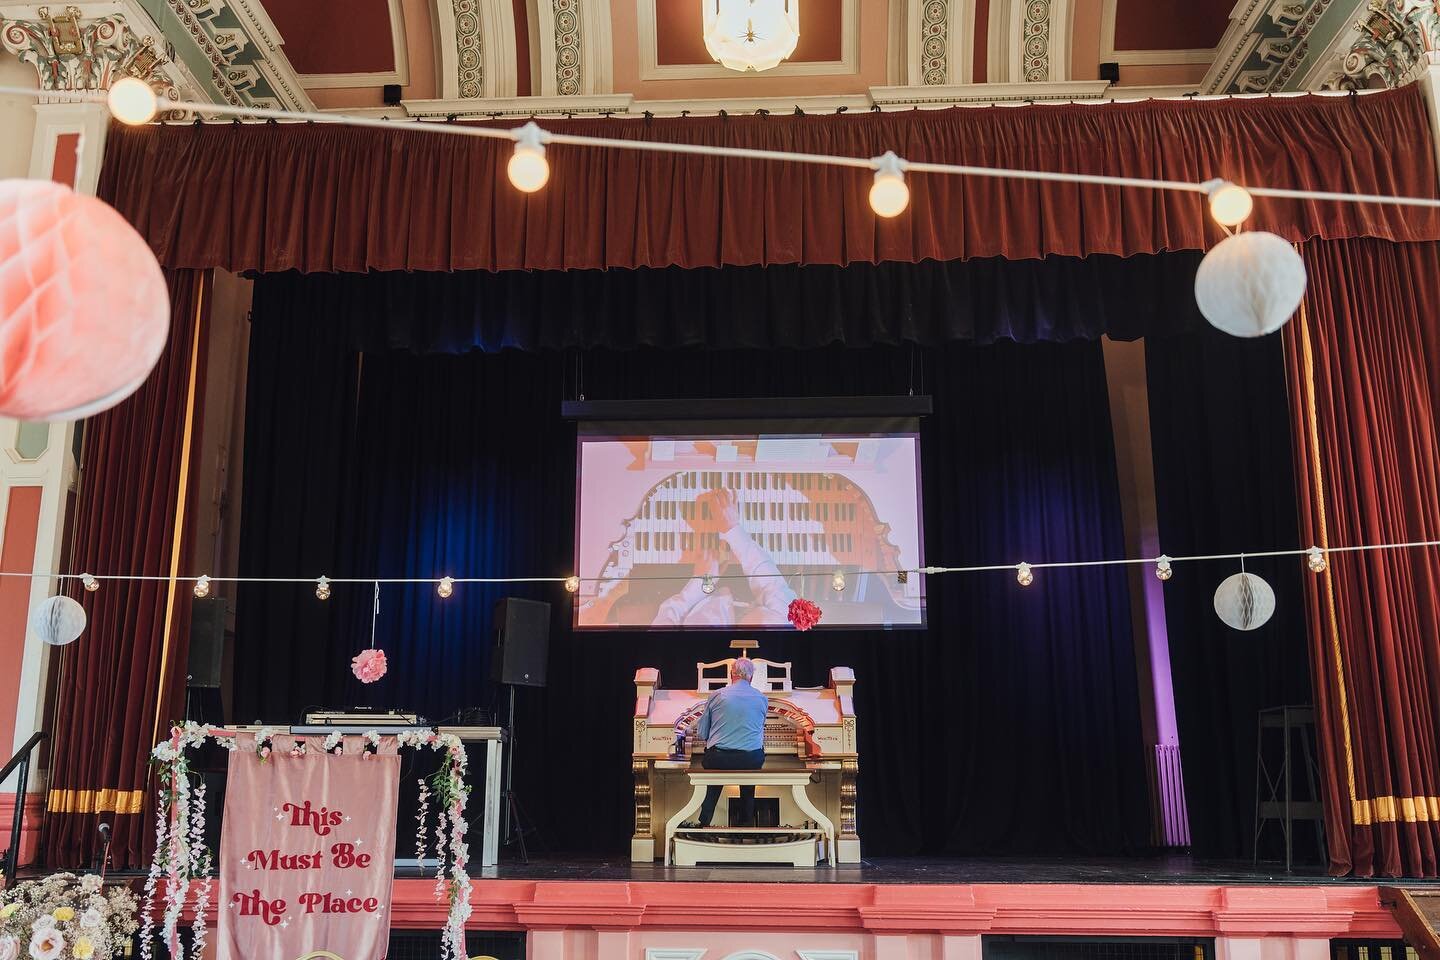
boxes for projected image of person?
[651,489,797,628]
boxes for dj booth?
[222,716,508,867]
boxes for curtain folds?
[98,87,1440,273]
[42,269,210,870]
[249,252,1204,353]
[1145,327,1312,860]
[1285,239,1440,877]
[236,274,1151,856]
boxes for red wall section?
[264,0,397,74]
[1112,0,1230,51]
[0,486,42,772]
[50,133,79,187]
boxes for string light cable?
[1,85,1439,220]
[5,538,1440,592]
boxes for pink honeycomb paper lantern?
[0,179,169,422]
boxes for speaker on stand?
[492,597,550,863]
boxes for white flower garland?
[144,725,473,959]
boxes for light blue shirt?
[696,680,769,751]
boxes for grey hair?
[732,658,756,681]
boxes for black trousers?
[697,747,766,826]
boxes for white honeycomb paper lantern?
[1213,572,1276,631]
[30,594,86,645]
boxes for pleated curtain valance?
[98,85,1440,274]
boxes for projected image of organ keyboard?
[574,435,925,629]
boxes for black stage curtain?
[248,251,1204,352]
[236,270,1152,856]
[1145,328,1313,861]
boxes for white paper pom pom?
[1213,572,1276,631]
[1194,231,1307,338]
[29,594,86,645]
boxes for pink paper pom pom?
[787,598,823,631]
[351,647,388,683]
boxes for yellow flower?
[74,936,95,959]
[0,903,17,918]
[51,908,74,923]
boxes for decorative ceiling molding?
[141,0,312,109]
[1200,0,1368,93]
[873,78,1108,104]
[403,91,631,116]
[535,0,610,95]
[1322,0,1440,88]
[434,0,517,100]
[636,0,858,81]
[0,4,180,99]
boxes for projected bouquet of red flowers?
[787,598,823,631]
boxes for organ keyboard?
[630,656,860,863]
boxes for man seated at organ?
[683,657,769,827]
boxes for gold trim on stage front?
[45,788,144,815]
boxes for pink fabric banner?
[218,734,399,960]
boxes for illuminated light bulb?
[1205,179,1253,227]
[1307,546,1327,574]
[869,151,910,218]
[564,575,580,594]
[193,575,210,599]
[507,122,550,193]
[701,574,716,595]
[1015,562,1034,587]
[107,76,158,125]
[437,576,455,599]
[831,570,846,592]
[81,573,99,593]
[1155,556,1174,582]
[316,576,331,601]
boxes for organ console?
[631,655,861,863]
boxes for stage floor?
[408,854,1431,886]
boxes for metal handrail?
[1,730,48,888]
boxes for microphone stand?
[96,822,112,881]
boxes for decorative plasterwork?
[434,0,516,99]
[1,5,178,99]
[1022,0,1052,80]
[1200,0,1363,93]
[637,0,859,81]
[872,78,1108,105]
[987,0,1070,81]
[298,0,409,88]
[536,0,610,95]
[403,91,633,117]
[144,0,311,109]
[1323,0,1440,88]
[921,0,949,82]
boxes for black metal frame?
[1,730,48,888]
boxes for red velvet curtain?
[1285,238,1440,877]
[97,88,1440,273]
[42,268,210,870]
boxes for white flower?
[77,909,101,930]
[26,927,63,960]
[0,934,18,960]
[28,916,52,933]
[78,876,101,894]
[150,743,176,763]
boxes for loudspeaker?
[1099,61,1120,82]
[492,597,550,687]
[187,596,227,689]
[383,83,402,105]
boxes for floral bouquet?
[0,872,138,960]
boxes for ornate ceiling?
[0,0,1434,115]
